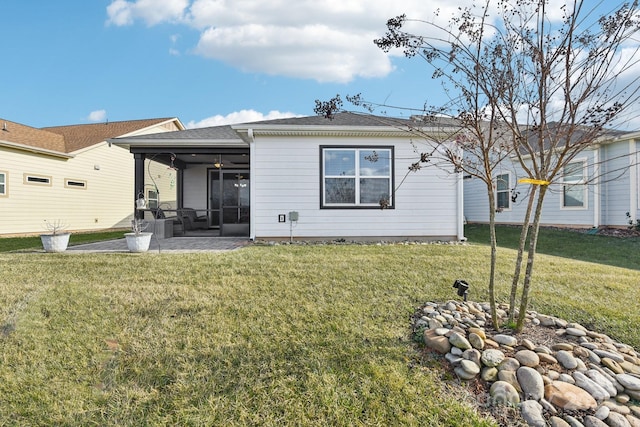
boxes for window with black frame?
[321,146,393,209]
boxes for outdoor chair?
[179,208,209,230]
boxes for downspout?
[630,139,638,225]
[592,146,600,228]
[457,171,466,241]
[248,129,256,241]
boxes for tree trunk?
[507,185,537,325]
[516,185,548,332]
[486,182,499,329]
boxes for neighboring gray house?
[463,129,640,228]
[111,113,466,241]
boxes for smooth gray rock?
[489,381,520,406]
[494,334,518,347]
[449,332,472,350]
[515,349,540,367]
[520,400,545,427]
[557,350,579,369]
[481,349,505,367]
[583,415,608,427]
[549,416,571,427]
[617,374,640,391]
[586,369,618,397]
[517,366,545,401]
[573,371,610,402]
[605,411,632,427]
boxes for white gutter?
[0,140,73,159]
[248,129,256,241]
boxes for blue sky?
[1,0,447,129]
[1,1,638,130]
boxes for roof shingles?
[0,117,175,155]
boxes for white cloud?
[87,110,107,122]
[186,109,302,128]
[105,0,475,82]
[106,0,189,26]
[104,0,595,83]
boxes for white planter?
[124,232,153,253]
[40,233,71,253]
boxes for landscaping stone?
[493,334,518,347]
[616,374,640,391]
[515,349,540,367]
[468,332,485,350]
[449,332,472,350]
[549,416,572,427]
[489,381,520,406]
[413,300,640,426]
[481,349,505,367]
[605,411,632,427]
[517,367,545,401]
[498,357,520,371]
[573,371,610,402]
[583,415,609,427]
[520,400,546,427]
[423,329,451,354]
[557,350,579,369]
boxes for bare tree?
[320,0,640,331]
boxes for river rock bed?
[414,300,640,427]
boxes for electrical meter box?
[288,211,299,222]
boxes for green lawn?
[0,230,125,252]
[0,229,638,425]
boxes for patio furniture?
[180,208,209,230]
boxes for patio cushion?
[180,208,208,230]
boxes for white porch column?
[249,129,256,240]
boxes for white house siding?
[599,140,634,227]
[0,143,134,236]
[464,142,640,228]
[251,135,459,240]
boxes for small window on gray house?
[496,173,510,210]
[563,160,586,208]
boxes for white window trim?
[561,158,588,210]
[321,146,394,209]
[146,188,159,209]
[0,171,7,197]
[65,179,87,189]
[23,173,52,186]
[495,172,512,212]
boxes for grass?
[0,229,638,425]
[465,223,640,270]
[0,230,126,252]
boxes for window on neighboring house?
[24,174,51,186]
[65,179,87,189]
[0,171,6,196]
[321,146,394,208]
[146,189,159,209]
[496,173,510,210]
[563,160,586,208]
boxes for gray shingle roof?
[119,125,240,141]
